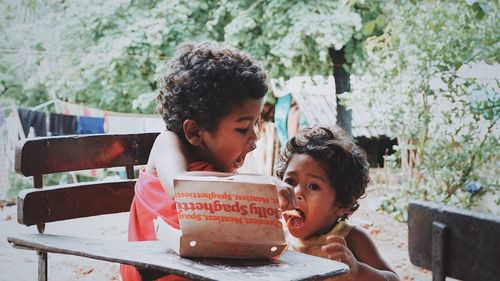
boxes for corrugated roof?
[273,63,499,139]
[275,76,387,138]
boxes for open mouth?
[234,154,246,168]
[283,209,306,228]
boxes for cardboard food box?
[155,171,288,259]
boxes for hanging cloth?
[143,116,165,132]
[17,108,47,137]
[274,94,292,149]
[107,115,144,134]
[287,104,301,139]
[49,113,77,136]
[76,116,105,134]
[56,101,106,117]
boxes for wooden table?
[8,233,349,281]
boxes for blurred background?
[0,0,498,222]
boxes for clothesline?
[0,99,166,182]
[0,48,171,60]
[26,98,162,118]
[1,98,166,140]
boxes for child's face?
[282,154,347,239]
[199,98,263,172]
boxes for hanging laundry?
[143,116,165,132]
[75,115,105,178]
[56,101,106,117]
[287,103,300,139]
[274,94,292,149]
[49,113,77,136]
[107,115,145,134]
[76,116,105,134]
[17,108,47,137]
[286,99,309,139]
[239,122,277,176]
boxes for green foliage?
[211,0,385,78]
[5,170,74,201]
[1,0,384,111]
[6,171,32,200]
[0,0,217,111]
[1,0,387,202]
[349,0,500,218]
[2,0,498,219]
[5,168,124,201]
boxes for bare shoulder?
[154,131,182,148]
[147,131,188,172]
[346,226,376,257]
[346,226,395,272]
[151,131,187,157]
[148,132,176,162]
[146,131,189,197]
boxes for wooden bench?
[408,200,500,281]
[7,133,348,281]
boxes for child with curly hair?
[277,126,400,281]
[121,42,295,281]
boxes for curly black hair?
[275,126,370,220]
[157,42,268,137]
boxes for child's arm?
[147,131,189,199]
[322,228,400,281]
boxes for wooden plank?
[408,201,435,268]
[408,200,500,281]
[7,234,348,281]
[33,175,45,234]
[38,251,47,281]
[15,133,159,176]
[431,222,446,281]
[17,180,136,226]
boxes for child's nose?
[294,185,304,201]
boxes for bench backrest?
[408,200,500,281]
[15,133,159,226]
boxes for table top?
[8,233,349,281]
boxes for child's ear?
[335,207,350,219]
[183,119,202,146]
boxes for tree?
[0,0,53,106]
[1,0,385,132]
[347,1,499,217]
[1,0,216,112]
[208,0,386,135]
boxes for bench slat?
[408,201,500,281]
[18,180,136,226]
[15,133,159,176]
[7,234,348,281]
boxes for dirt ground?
[0,185,431,281]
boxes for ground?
[0,185,431,281]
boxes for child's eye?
[236,128,249,134]
[308,184,320,191]
[284,178,295,186]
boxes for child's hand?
[271,178,296,212]
[322,235,360,277]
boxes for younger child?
[121,42,294,281]
[277,126,400,281]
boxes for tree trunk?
[329,47,352,137]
